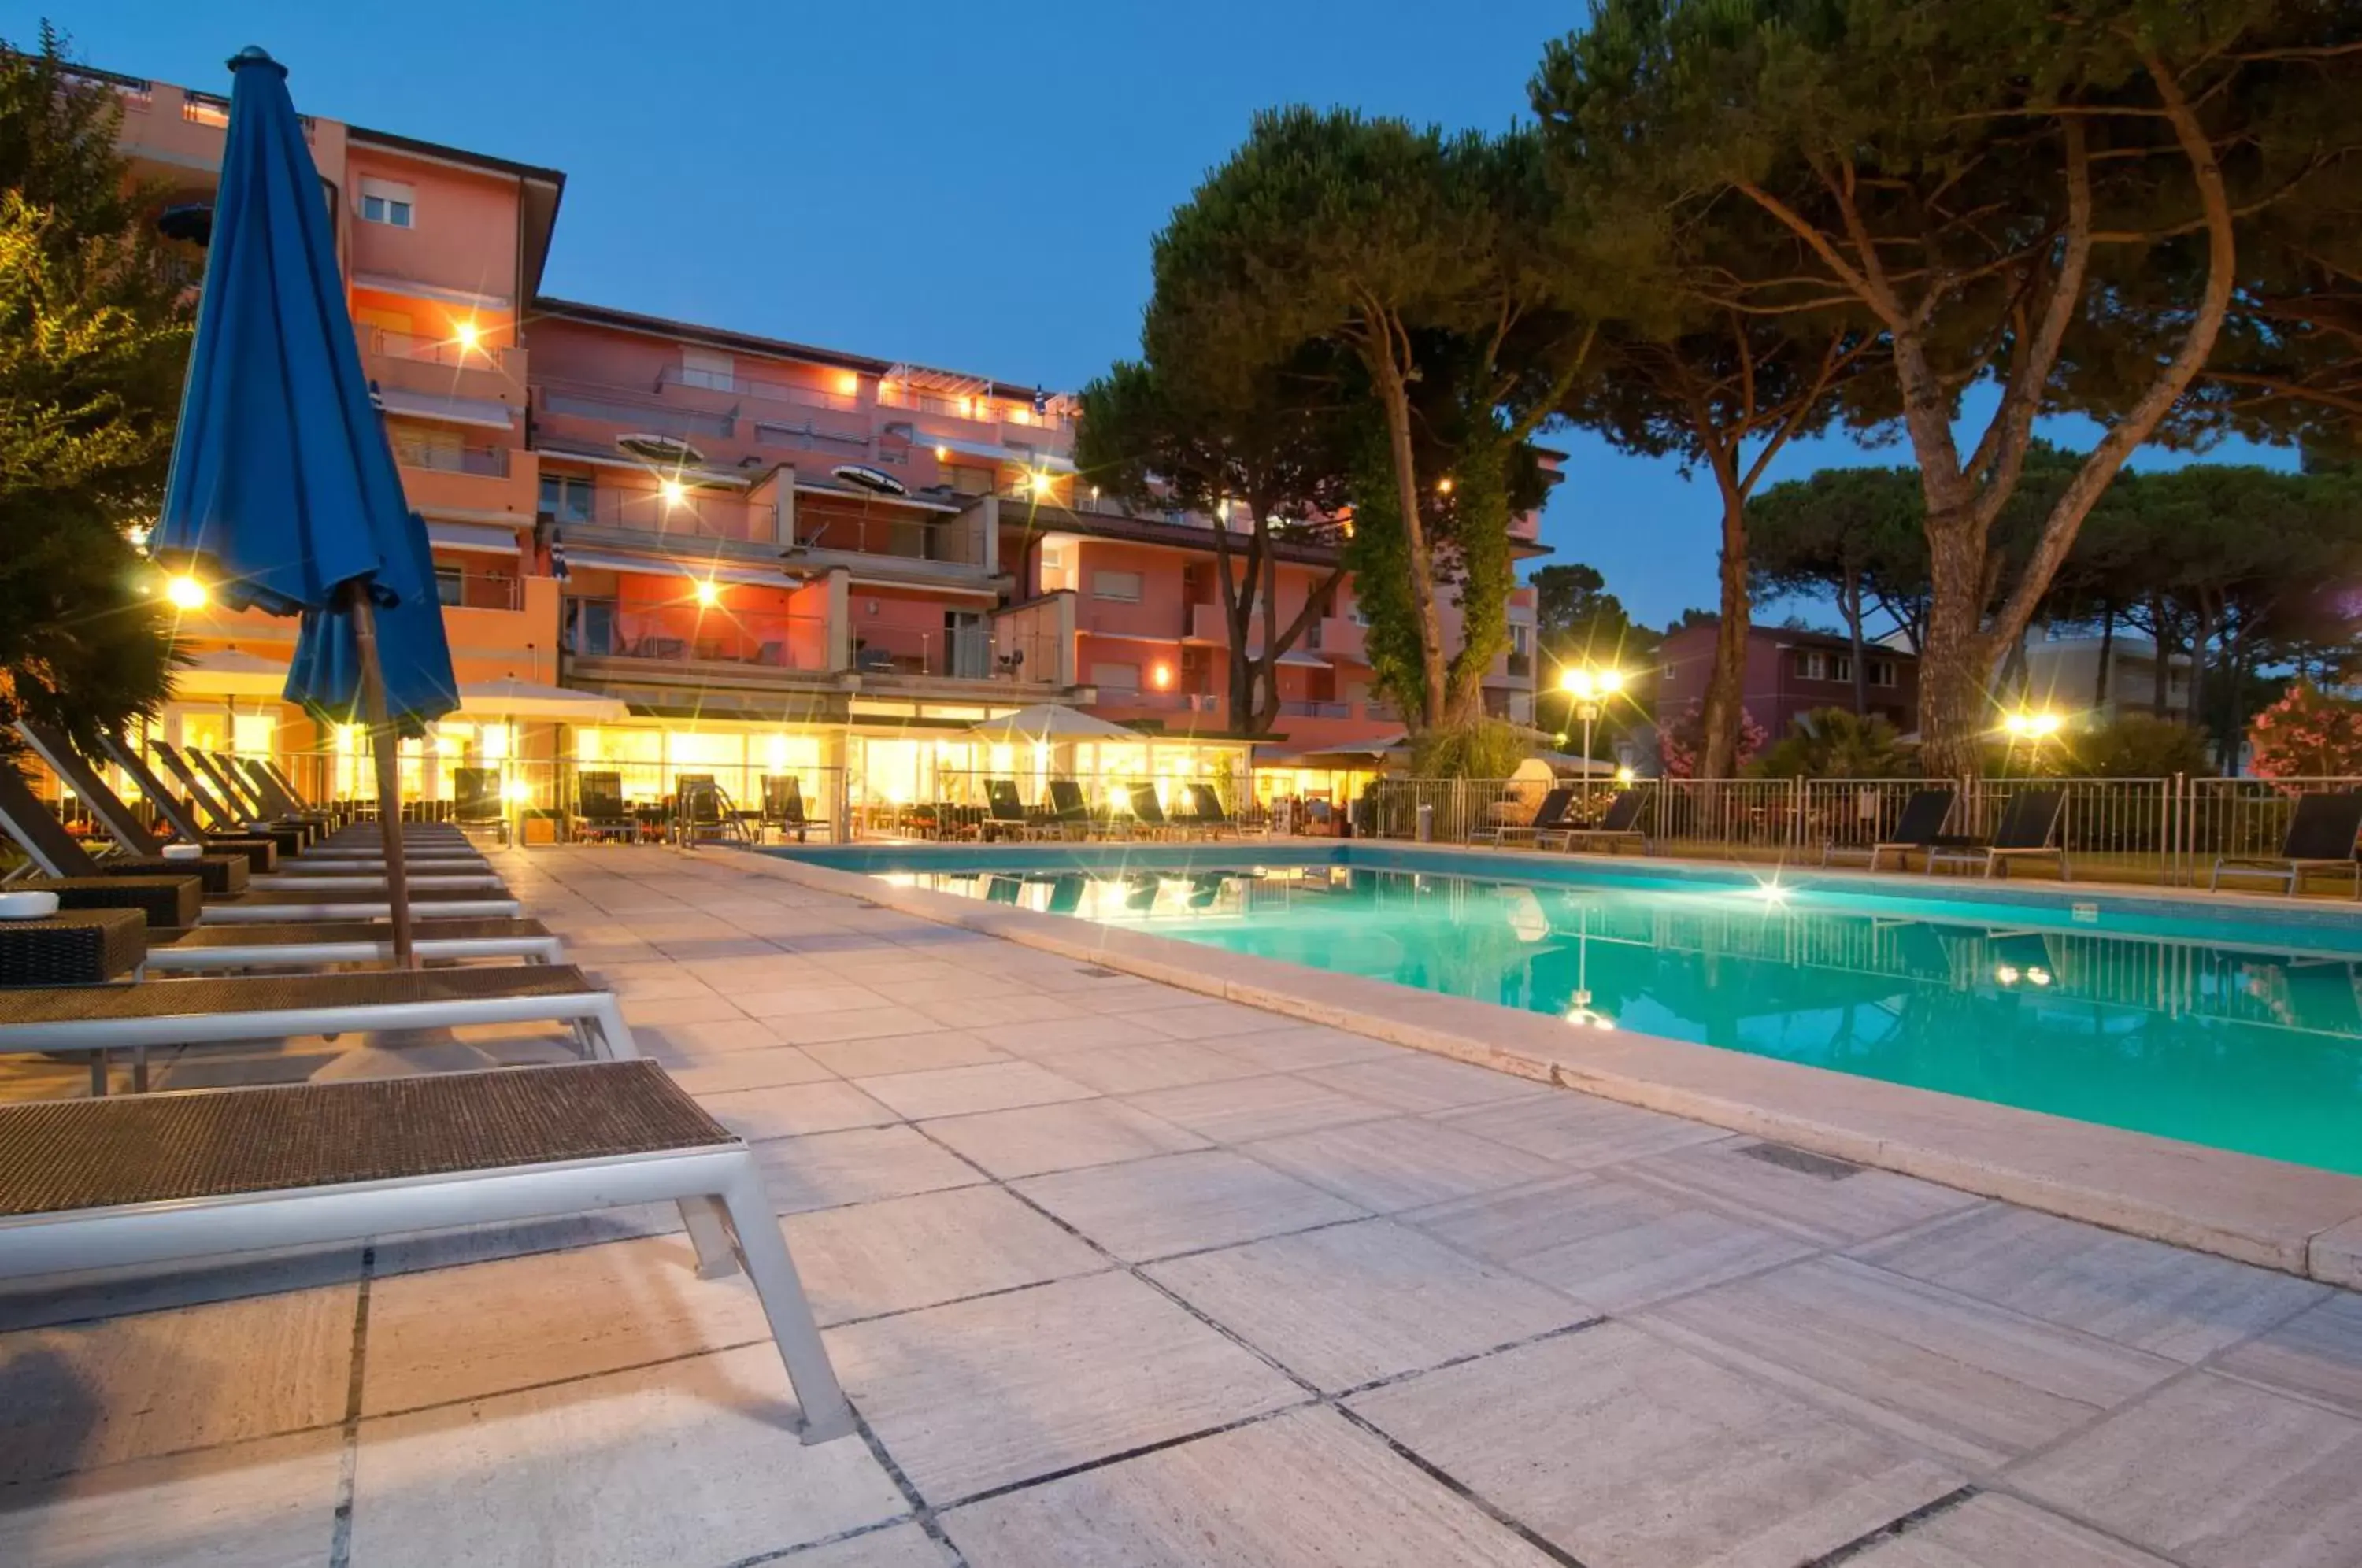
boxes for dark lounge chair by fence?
[2209,790,2362,897]
[984,779,1038,841]
[1471,787,1574,847]
[761,775,827,842]
[573,771,638,843]
[1181,783,1265,840]
[1045,779,1095,839]
[1558,789,1652,854]
[0,1060,854,1442]
[1835,787,1958,872]
[1925,788,2068,880]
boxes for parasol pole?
[348,587,416,967]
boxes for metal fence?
[1355,774,2362,890]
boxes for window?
[1509,623,1533,656]
[539,473,594,523]
[1869,657,1898,689]
[679,349,733,391]
[357,177,414,229]
[1090,661,1142,691]
[1039,542,1077,594]
[1794,650,1851,681]
[434,565,464,607]
[1092,569,1143,603]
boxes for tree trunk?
[1843,572,1868,718]
[2093,606,2113,710]
[1699,490,1750,779]
[1253,541,1282,733]
[1210,512,1258,732]
[2186,596,2211,730]
[1372,352,1449,730]
[1916,518,1991,780]
[2223,623,2247,777]
[2149,596,2169,718]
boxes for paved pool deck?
[0,845,2357,1567]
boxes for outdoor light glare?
[1615,765,1637,783]
[1560,669,1594,698]
[502,781,531,804]
[165,574,208,610]
[1596,668,1625,694]
[693,579,720,608]
[2005,708,2061,738]
[1150,663,1174,690]
[934,445,950,460]
[454,319,480,352]
[1996,963,2023,986]
[659,479,687,508]
[1028,470,1053,497]
[1437,475,1454,494]
[2027,966,2054,986]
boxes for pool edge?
[727,844,2362,1285]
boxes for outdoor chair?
[454,767,506,838]
[18,725,283,873]
[1124,783,1187,840]
[2209,790,2362,898]
[1182,783,1266,840]
[140,916,565,974]
[143,740,292,842]
[0,961,632,1095]
[761,775,828,843]
[1833,788,1958,872]
[1471,786,1574,848]
[1045,779,1096,840]
[1924,788,2068,880]
[983,779,1038,841]
[1557,788,1653,854]
[0,765,251,896]
[19,730,497,887]
[573,771,639,843]
[0,1060,855,1444]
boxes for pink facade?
[1657,623,1920,739]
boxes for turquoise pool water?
[846,851,2362,1175]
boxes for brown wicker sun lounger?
[0,1060,854,1442]
[0,962,634,1093]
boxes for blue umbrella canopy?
[150,46,455,729]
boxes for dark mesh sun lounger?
[0,1060,854,1443]
[1925,789,2068,880]
[2210,791,2362,897]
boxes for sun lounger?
[0,765,253,895]
[983,779,1041,841]
[760,775,828,843]
[1834,787,1957,871]
[1179,783,1264,840]
[1925,788,2068,880]
[1557,788,1652,853]
[0,1060,855,1442]
[1044,779,1096,841]
[0,962,634,1094]
[572,771,639,843]
[142,917,564,973]
[146,741,309,848]
[1125,783,1190,840]
[1472,786,1574,847]
[21,725,282,872]
[2209,790,2362,897]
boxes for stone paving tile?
[700,1079,899,1141]
[800,1030,1013,1078]
[730,984,901,1019]
[1119,1000,1303,1041]
[1847,1494,2176,1567]
[350,1343,909,1568]
[636,1017,796,1063]
[1854,1204,2329,1363]
[1015,1149,1364,1263]
[368,1205,687,1278]
[823,1272,1304,1502]
[1030,1039,1266,1095]
[1198,1024,1405,1073]
[1298,1052,1551,1114]
[750,1125,987,1215]
[783,1186,1106,1326]
[1612,1137,1984,1245]
[2213,1290,2362,1418]
[662,1045,836,1097]
[620,991,750,1027]
[969,1014,1171,1056]
[1642,1256,2182,1470]
[1438,1091,1733,1168]
[1146,1219,1589,1393]
[2008,1371,2362,1568]
[0,1286,356,1485]
[920,1098,1210,1179]
[1405,1172,1818,1314]
[362,1234,768,1415]
[852,1060,1095,1120]
[761,1005,953,1047]
[941,1407,1560,1568]
[908,992,1090,1030]
[1349,1322,1964,1568]
[0,1249,363,1333]
[785,1524,955,1567]
[1243,1116,1563,1215]
[0,1429,342,1568]
[1123,1074,1393,1144]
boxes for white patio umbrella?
[964,704,1138,745]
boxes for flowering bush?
[2247,682,2362,779]
[1657,700,1765,778]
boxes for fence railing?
[1351,774,2362,889]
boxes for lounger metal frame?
[142,927,565,972]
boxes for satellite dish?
[833,464,908,497]
[618,432,704,464]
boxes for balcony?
[393,432,511,478]
[555,488,776,545]
[390,430,536,521]
[565,603,827,673]
[537,382,736,446]
[1279,700,1353,719]
[431,560,521,612]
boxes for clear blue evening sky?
[14,0,2293,628]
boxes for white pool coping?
[732,845,2362,1286]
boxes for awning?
[426,520,521,556]
[914,434,1077,476]
[534,443,751,487]
[1254,730,1408,764]
[457,679,629,722]
[561,549,805,590]
[966,704,1138,743]
[375,385,516,431]
[169,647,291,699]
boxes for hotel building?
[86,64,1544,833]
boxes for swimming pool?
[782,843,2362,1175]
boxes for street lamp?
[2002,708,2062,771]
[1558,666,1625,778]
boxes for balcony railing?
[539,384,734,442]
[658,367,860,413]
[565,605,825,669]
[392,435,510,477]
[755,417,872,456]
[852,623,997,681]
[569,488,772,543]
[368,327,519,373]
[1279,700,1352,719]
[434,565,523,612]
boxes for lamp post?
[2002,708,2062,772]
[1558,666,1625,779]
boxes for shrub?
[2248,682,2362,778]
[1410,717,1530,779]
[1657,701,1764,778]
[2066,713,2213,778]
[1751,708,1912,779]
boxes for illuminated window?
[358,177,414,228]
